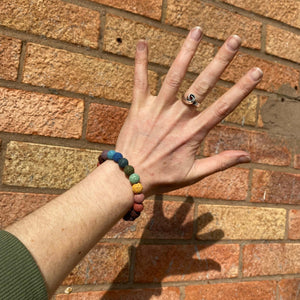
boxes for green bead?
[129,173,140,184]
[124,165,134,176]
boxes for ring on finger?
[182,93,200,107]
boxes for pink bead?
[133,203,144,212]
[133,193,145,204]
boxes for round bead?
[112,152,123,162]
[100,150,109,161]
[118,158,128,168]
[130,210,140,218]
[123,209,132,221]
[107,150,116,160]
[132,183,143,193]
[133,203,144,212]
[124,165,134,176]
[133,193,145,203]
[129,173,140,184]
[97,162,100,167]
[98,155,105,164]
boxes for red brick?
[266,25,300,63]
[203,126,291,166]
[168,167,249,201]
[0,0,100,48]
[219,0,300,29]
[295,154,300,169]
[288,209,300,240]
[243,243,300,277]
[63,243,129,285]
[166,0,261,49]
[56,287,180,299]
[0,35,22,81]
[23,43,158,103]
[104,199,194,239]
[221,52,299,97]
[134,244,239,282]
[278,279,300,300]
[185,281,276,300]
[91,0,162,20]
[0,87,84,139]
[86,103,128,145]
[0,192,56,228]
[251,169,300,205]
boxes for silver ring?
[182,93,200,107]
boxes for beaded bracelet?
[97,150,145,221]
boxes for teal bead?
[107,150,116,160]
[124,165,134,176]
[118,158,128,168]
[129,173,140,184]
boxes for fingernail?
[239,155,251,163]
[137,40,146,51]
[227,35,241,51]
[190,26,203,41]
[250,67,263,81]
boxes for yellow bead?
[132,183,143,193]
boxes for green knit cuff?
[0,230,48,300]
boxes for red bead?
[97,162,100,167]
[133,203,144,212]
[133,193,145,204]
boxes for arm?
[5,27,262,296]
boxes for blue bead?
[118,158,128,168]
[107,150,116,160]
[113,152,123,162]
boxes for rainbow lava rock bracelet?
[97,150,145,221]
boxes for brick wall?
[0,0,299,299]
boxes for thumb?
[188,150,250,182]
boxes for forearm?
[5,160,133,296]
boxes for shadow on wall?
[101,195,224,299]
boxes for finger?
[133,40,149,103]
[184,35,241,104]
[196,67,263,136]
[158,27,203,105]
[188,150,251,182]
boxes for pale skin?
[5,27,263,297]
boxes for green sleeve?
[0,230,48,300]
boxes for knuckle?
[134,77,148,91]
[165,72,182,89]
[214,99,231,120]
[193,80,211,98]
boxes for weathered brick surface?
[166,0,261,49]
[23,44,158,103]
[2,141,99,189]
[104,15,215,74]
[0,192,56,228]
[134,244,239,282]
[86,103,128,145]
[56,287,180,299]
[243,243,300,277]
[185,281,276,300]
[0,35,22,81]
[104,199,194,239]
[288,209,300,240]
[177,79,258,126]
[168,168,249,201]
[278,279,300,300]
[266,26,300,63]
[251,169,300,205]
[203,126,291,166]
[63,243,129,285]
[294,154,300,169]
[221,52,300,97]
[0,87,84,138]
[0,0,100,48]
[91,0,163,20]
[197,205,286,240]
[219,0,300,29]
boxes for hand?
[116,27,263,197]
